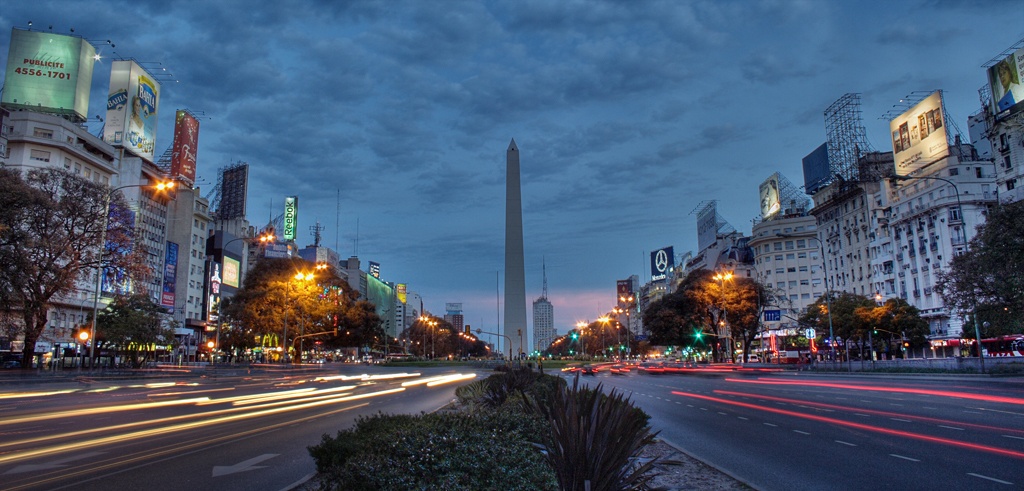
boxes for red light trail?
[723,378,1024,405]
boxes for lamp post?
[618,294,635,358]
[778,233,835,368]
[712,270,733,363]
[475,329,512,361]
[889,174,983,373]
[284,270,316,364]
[418,316,438,359]
[89,180,175,366]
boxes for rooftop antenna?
[335,188,340,252]
[310,221,324,247]
[541,257,548,300]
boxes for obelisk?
[504,139,527,359]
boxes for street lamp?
[889,174,983,373]
[89,180,175,366]
[211,232,276,362]
[778,233,835,368]
[576,321,588,359]
[475,329,512,361]
[712,271,733,362]
[283,269,316,363]
[418,316,438,359]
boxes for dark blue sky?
[2,1,1021,338]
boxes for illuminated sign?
[889,91,948,176]
[207,262,221,324]
[161,241,178,309]
[222,256,240,288]
[170,110,199,184]
[650,246,674,282]
[1,29,96,122]
[759,173,781,219]
[369,261,380,279]
[104,60,160,162]
[396,283,407,304]
[283,196,298,240]
[988,47,1024,121]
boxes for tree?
[0,168,145,368]
[96,293,172,368]
[220,257,377,361]
[936,200,1024,337]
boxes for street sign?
[764,310,781,322]
[805,328,816,338]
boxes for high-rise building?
[532,261,555,354]
[504,139,527,358]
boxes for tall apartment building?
[750,214,823,331]
[532,263,555,353]
[165,186,213,329]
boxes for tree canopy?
[936,200,1024,337]
[96,293,172,368]
[0,168,145,366]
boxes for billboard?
[170,110,199,184]
[759,173,781,220]
[161,241,178,309]
[369,261,381,279]
[218,163,249,219]
[104,60,160,162]
[889,91,948,176]
[696,203,717,251]
[396,283,407,304]
[616,279,632,298]
[802,143,830,195]
[283,196,298,240]
[988,47,1024,121]
[1,29,96,122]
[222,256,240,288]
[650,246,674,282]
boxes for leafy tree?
[0,168,146,367]
[936,200,1024,337]
[220,257,378,361]
[799,292,876,344]
[96,293,172,368]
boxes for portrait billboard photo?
[759,173,781,220]
[1,29,96,122]
[988,47,1024,120]
[889,91,948,176]
[104,60,160,162]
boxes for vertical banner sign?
[104,60,160,161]
[396,283,407,304]
[161,241,178,310]
[759,173,781,219]
[283,196,298,241]
[170,110,199,184]
[207,262,221,328]
[650,246,674,282]
[616,280,632,299]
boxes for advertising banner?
[170,110,199,184]
[759,173,781,220]
[802,143,830,195]
[396,283,407,304]
[650,246,674,282]
[161,241,178,309]
[104,60,160,162]
[222,256,240,288]
[207,262,221,326]
[1,29,96,122]
[697,203,717,251]
[889,91,948,176]
[369,261,381,279]
[283,196,298,241]
[988,47,1024,121]
[616,279,632,298]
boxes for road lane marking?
[963,411,982,415]
[890,454,919,462]
[967,473,1013,485]
[854,413,870,417]
[890,418,911,422]
[1003,435,1024,440]
[212,453,279,477]
[737,417,749,420]
[763,423,777,427]
[835,440,856,446]
[700,408,708,411]
[793,430,810,435]
[938,425,964,431]
[717,412,727,415]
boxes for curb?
[655,436,762,491]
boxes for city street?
[576,368,1024,490]
[0,365,473,491]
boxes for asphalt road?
[570,367,1024,490]
[0,364,475,491]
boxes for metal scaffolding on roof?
[825,93,874,183]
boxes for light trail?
[714,389,1024,436]
[672,390,1024,460]
[426,373,477,386]
[0,387,406,465]
[401,373,476,387]
[0,389,79,399]
[313,372,422,382]
[725,378,1024,405]
[0,397,211,427]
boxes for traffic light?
[571,332,578,340]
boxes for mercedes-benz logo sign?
[655,249,669,273]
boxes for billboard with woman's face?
[988,47,1024,120]
[104,60,160,162]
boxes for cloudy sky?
[2,1,1020,343]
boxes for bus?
[980,335,1024,357]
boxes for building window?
[33,128,54,139]
[786,253,795,260]
[775,255,783,261]
[1008,179,1017,191]
[30,149,51,162]
[774,242,783,251]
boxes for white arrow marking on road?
[5,451,105,474]
[212,454,279,477]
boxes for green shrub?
[309,411,556,491]
[527,374,658,491]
